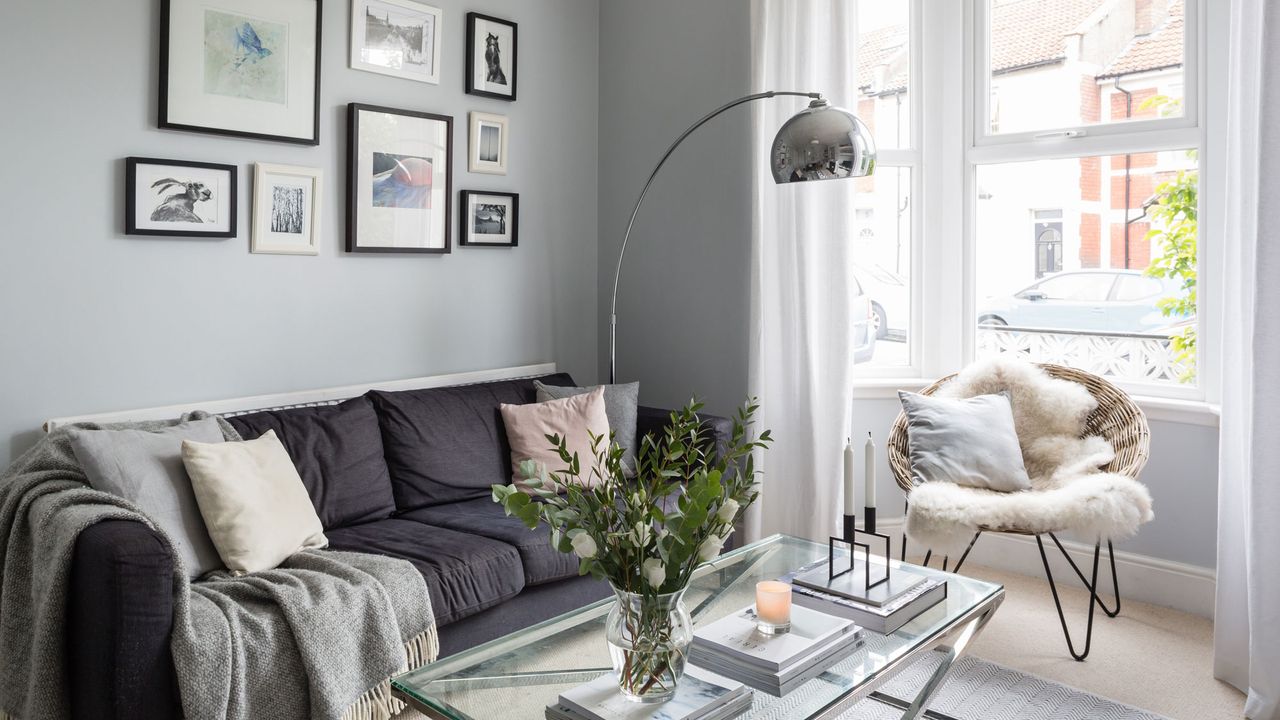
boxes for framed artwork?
[350,0,443,84]
[460,191,518,247]
[468,111,509,175]
[465,12,517,101]
[347,103,453,254]
[125,157,237,238]
[252,163,322,255]
[159,0,322,145]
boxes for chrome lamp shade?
[771,99,876,183]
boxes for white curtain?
[1214,1,1280,717]
[745,0,859,542]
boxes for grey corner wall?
[597,0,753,417]
[0,0,599,468]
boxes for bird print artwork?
[232,22,272,68]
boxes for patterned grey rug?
[835,655,1169,720]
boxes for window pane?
[975,150,1198,385]
[853,166,911,368]
[856,1,910,150]
[987,0,1185,136]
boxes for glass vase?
[605,584,693,703]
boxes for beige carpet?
[955,562,1245,720]
[396,562,1246,719]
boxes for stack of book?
[689,604,865,697]
[781,560,948,634]
[545,667,752,720]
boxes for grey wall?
[597,0,753,417]
[0,0,599,468]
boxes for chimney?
[1135,0,1170,35]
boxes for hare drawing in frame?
[125,157,237,238]
[465,12,516,101]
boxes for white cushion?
[181,429,327,574]
[898,390,1032,492]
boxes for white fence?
[976,325,1189,384]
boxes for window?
[969,0,1201,393]
[852,0,918,373]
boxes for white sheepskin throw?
[904,359,1154,555]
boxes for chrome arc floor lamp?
[607,91,877,383]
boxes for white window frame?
[853,0,1222,419]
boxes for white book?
[558,666,748,720]
[691,604,858,673]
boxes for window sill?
[852,377,1220,427]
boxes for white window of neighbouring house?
[969,0,1201,395]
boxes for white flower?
[717,499,740,523]
[571,533,598,559]
[631,521,652,548]
[697,533,728,562]
[643,558,666,588]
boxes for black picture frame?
[459,191,519,248]
[347,103,454,254]
[158,0,323,145]
[125,157,238,238]
[465,12,517,102]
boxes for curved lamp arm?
[608,90,823,383]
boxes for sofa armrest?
[68,520,180,720]
[636,405,733,462]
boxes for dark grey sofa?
[65,373,732,720]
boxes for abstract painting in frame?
[160,0,322,145]
[125,157,237,238]
[347,104,453,253]
[465,12,516,101]
[351,0,443,84]
[252,163,322,255]
[459,191,518,247]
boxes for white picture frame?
[468,111,509,175]
[252,163,322,255]
[349,0,443,84]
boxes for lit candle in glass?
[755,581,792,634]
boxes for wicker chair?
[887,363,1151,661]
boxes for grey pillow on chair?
[69,418,227,579]
[534,380,640,475]
[898,391,1032,492]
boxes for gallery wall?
[0,0,600,468]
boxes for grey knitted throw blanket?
[0,414,437,720]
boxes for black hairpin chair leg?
[1037,536,1103,661]
[1049,534,1121,617]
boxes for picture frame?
[347,103,453,254]
[159,0,322,145]
[465,12,517,101]
[468,111,509,175]
[350,0,443,85]
[459,191,518,248]
[252,163,322,255]
[125,157,237,238]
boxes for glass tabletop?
[393,534,1003,720]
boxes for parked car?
[853,276,877,363]
[854,263,908,339]
[977,270,1190,333]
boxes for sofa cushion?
[366,373,575,510]
[325,519,525,626]
[402,499,579,586]
[227,396,396,529]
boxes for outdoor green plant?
[1140,95,1198,384]
[491,398,771,699]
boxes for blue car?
[977,270,1189,333]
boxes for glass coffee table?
[393,534,1003,720]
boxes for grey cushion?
[898,391,1031,492]
[535,380,640,475]
[68,418,226,579]
[402,498,579,586]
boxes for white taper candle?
[864,432,877,509]
[843,438,856,515]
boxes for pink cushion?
[499,386,611,490]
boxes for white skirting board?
[876,517,1216,619]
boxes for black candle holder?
[829,512,891,590]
